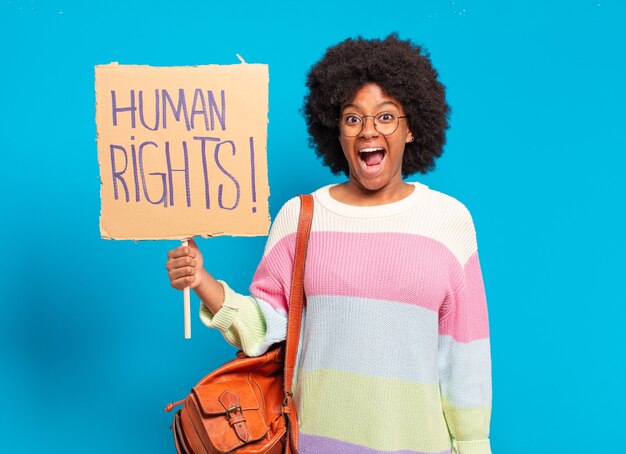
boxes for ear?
[405,131,414,144]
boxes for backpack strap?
[282,194,313,453]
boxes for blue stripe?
[299,295,439,383]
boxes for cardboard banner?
[95,63,270,240]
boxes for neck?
[331,175,413,206]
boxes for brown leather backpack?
[165,195,313,454]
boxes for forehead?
[341,83,403,112]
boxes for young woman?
[166,34,492,454]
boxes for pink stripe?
[252,231,463,313]
[305,231,455,312]
[439,251,490,342]
[251,232,489,341]
[250,233,297,312]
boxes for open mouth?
[359,147,386,167]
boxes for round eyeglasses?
[339,111,408,137]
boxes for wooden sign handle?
[182,239,191,339]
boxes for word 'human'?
[110,88,226,132]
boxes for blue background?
[1,1,624,452]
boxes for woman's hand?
[166,239,205,290]
[165,239,225,314]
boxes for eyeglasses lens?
[340,113,400,137]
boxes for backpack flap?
[191,379,270,451]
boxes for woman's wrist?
[194,269,225,314]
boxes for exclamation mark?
[249,136,257,213]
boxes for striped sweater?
[200,182,492,454]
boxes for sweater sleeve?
[199,280,267,354]
[438,208,492,454]
[199,197,301,357]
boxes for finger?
[168,246,193,260]
[171,275,194,290]
[166,256,197,271]
[175,245,197,258]
[168,266,196,281]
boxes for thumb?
[186,238,202,260]
[187,238,199,250]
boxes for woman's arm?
[165,197,302,356]
[438,209,492,454]
[165,239,266,353]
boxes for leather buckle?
[225,405,243,421]
[219,391,250,442]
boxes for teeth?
[359,147,384,153]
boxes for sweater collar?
[313,181,429,218]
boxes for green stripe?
[296,369,452,452]
[441,396,491,441]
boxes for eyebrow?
[341,100,401,111]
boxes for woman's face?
[338,83,413,192]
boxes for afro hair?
[303,33,450,177]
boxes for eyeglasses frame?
[338,112,409,138]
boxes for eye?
[343,114,362,125]
[377,112,396,123]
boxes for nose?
[359,115,379,139]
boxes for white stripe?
[263,183,478,266]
